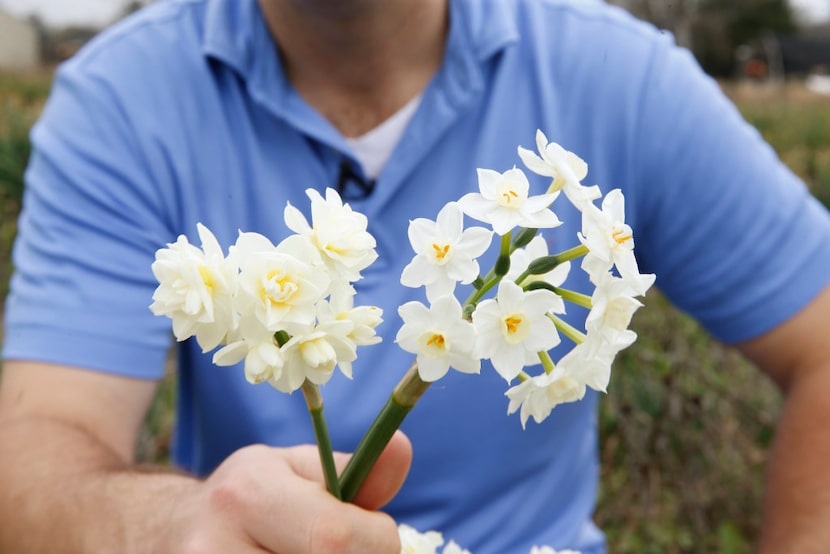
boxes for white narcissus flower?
[396,295,480,382]
[578,189,643,284]
[529,547,582,554]
[315,294,382,379]
[442,541,472,554]
[472,280,564,382]
[560,334,623,394]
[232,230,330,331]
[517,129,600,210]
[458,167,561,236]
[212,315,284,385]
[150,223,237,352]
[586,272,653,346]
[397,525,471,554]
[398,524,444,554]
[506,235,571,289]
[268,319,357,393]
[284,187,378,282]
[505,366,586,428]
[401,202,492,302]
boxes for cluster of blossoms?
[396,129,655,426]
[150,129,653,421]
[150,188,383,393]
[150,129,654,552]
[398,524,581,554]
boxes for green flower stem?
[538,351,556,374]
[551,287,593,309]
[301,380,341,500]
[511,227,538,251]
[465,275,501,306]
[552,244,589,264]
[339,361,431,503]
[547,313,587,344]
[517,370,532,382]
[500,232,512,257]
[477,228,529,286]
[514,244,590,285]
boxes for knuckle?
[207,466,258,516]
[376,514,402,553]
[308,515,355,553]
[176,534,215,554]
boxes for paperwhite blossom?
[556,335,621,394]
[586,272,652,346]
[315,294,382,378]
[401,202,492,301]
[506,235,571,289]
[398,525,471,554]
[396,296,480,382]
[399,524,445,554]
[150,223,237,351]
[529,547,582,554]
[232,230,330,331]
[458,167,561,235]
[578,189,644,284]
[505,366,586,428]
[517,129,600,210]
[268,319,357,393]
[472,281,564,382]
[212,315,284,384]
[284,187,377,283]
[442,541,472,554]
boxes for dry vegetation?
[1,73,829,553]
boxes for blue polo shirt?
[4,0,830,552]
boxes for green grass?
[1,75,829,552]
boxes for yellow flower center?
[419,331,449,357]
[432,243,451,260]
[496,179,526,208]
[426,333,446,349]
[505,315,523,334]
[611,228,632,246]
[262,270,298,304]
[198,265,215,291]
[502,313,530,344]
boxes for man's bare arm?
[0,360,411,553]
[736,283,830,553]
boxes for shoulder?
[492,0,678,96]
[60,0,209,85]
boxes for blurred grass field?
[1,72,829,553]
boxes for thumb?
[352,430,412,510]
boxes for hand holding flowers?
[150,130,655,553]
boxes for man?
[1,0,829,552]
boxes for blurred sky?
[0,0,829,28]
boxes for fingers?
[352,430,412,510]
[282,430,412,510]
[254,472,401,553]
[194,443,406,554]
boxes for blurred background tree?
[609,0,797,76]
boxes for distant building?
[737,27,830,80]
[0,9,40,71]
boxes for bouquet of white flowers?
[150,130,654,553]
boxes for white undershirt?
[345,94,422,180]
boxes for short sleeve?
[2,58,178,378]
[630,37,830,343]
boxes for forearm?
[0,416,197,553]
[758,361,830,553]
